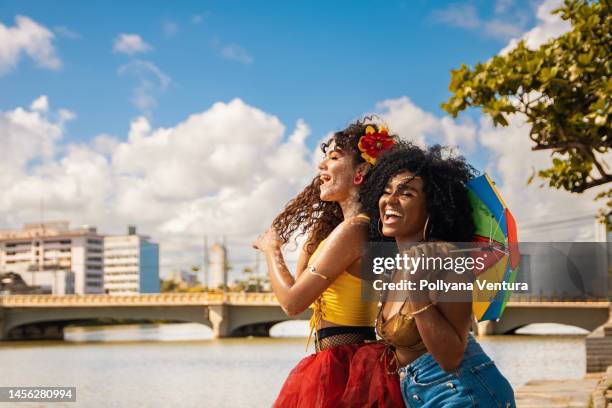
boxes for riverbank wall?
[587,305,612,373]
[516,366,611,408]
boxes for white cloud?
[0,96,76,213]
[113,33,152,55]
[484,19,526,40]
[495,0,515,14]
[58,108,76,124]
[431,4,481,29]
[431,2,530,41]
[219,43,254,65]
[54,25,80,40]
[0,101,61,169]
[162,21,179,38]
[500,0,571,54]
[477,115,606,241]
[0,15,61,75]
[192,14,207,24]
[0,97,315,279]
[30,95,49,112]
[92,133,119,156]
[118,60,171,115]
[375,96,477,153]
[118,60,170,89]
[211,37,254,65]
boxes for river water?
[0,322,588,408]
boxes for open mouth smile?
[320,174,332,184]
[383,209,403,224]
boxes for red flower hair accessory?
[357,125,395,165]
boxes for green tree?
[186,285,207,293]
[160,279,178,293]
[442,0,611,227]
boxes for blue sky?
[0,0,538,151]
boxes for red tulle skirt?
[273,342,404,408]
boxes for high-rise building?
[104,226,159,295]
[209,243,227,290]
[0,221,103,294]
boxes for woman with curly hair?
[358,141,515,407]
[253,119,404,407]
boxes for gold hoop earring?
[422,216,430,241]
[378,218,384,236]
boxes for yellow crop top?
[306,216,378,349]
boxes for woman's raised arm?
[253,219,368,317]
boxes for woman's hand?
[252,228,283,252]
[397,242,455,303]
[398,241,472,371]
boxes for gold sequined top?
[376,298,426,353]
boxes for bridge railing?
[509,293,611,303]
[225,292,278,305]
[0,292,279,307]
[1,292,607,308]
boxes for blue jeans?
[398,335,515,408]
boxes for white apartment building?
[0,221,104,294]
[209,243,228,289]
[104,226,159,295]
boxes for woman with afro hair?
[354,141,516,407]
[253,118,404,407]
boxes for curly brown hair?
[272,117,395,254]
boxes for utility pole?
[203,235,209,289]
[255,251,260,292]
[35,197,46,286]
[222,236,228,294]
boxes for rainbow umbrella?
[467,174,520,322]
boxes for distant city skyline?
[0,221,160,294]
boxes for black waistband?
[317,326,376,341]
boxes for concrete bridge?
[0,293,609,341]
[0,293,311,341]
[473,300,611,335]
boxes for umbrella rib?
[492,247,509,256]
[491,212,504,243]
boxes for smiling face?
[318,140,359,202]
[379,171,429,243]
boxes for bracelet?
[308,265,329,280]
[411,303,434,316]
